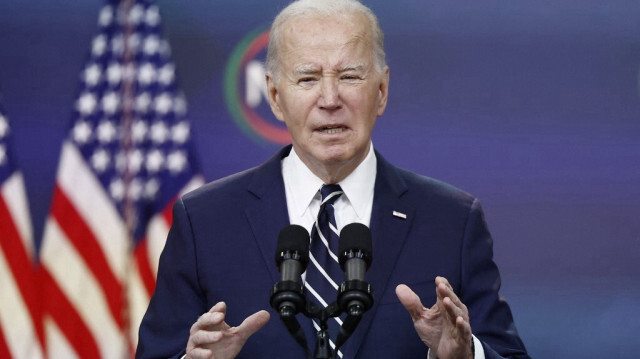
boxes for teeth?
[323,127,343,134]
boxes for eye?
[341,74,360,81]
[298,77,317,84]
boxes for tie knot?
[320,184,343,205]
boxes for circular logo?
[223,27,291,145]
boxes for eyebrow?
[293,65,321,76]
[339,65,365,73]
[293,64,366,76]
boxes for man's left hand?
[396,276,474,359]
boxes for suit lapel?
[244,145,318,351]
[342,152,415,358]
[244,147,292,284]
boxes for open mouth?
[318,125,346,134]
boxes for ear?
[266,72,285,123]
[376,66,390,117]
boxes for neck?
[295,145,370,185]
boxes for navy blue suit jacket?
[137,146,529,358]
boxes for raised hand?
[396,277,473,359]
[185,301,270,359]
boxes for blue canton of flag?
[70,0,200,240]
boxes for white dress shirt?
[281,143,376,235]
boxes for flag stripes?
[0,102,43,358]
[49,184,126,329]
[41,268,101,358]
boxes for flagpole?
[120,0,137,356]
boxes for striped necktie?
[305,184,344,339]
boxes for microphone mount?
[270,223,374,359]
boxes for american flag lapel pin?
[392,211,407,219]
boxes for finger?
[456,315,473,349]
[395,284,426,320]
[185,347,213,359]
[456,315,472,339]
[208,301,227,315]
[233,310,271,340]
[189,329,220,346]
[442,296,465,325]
[195,311,226,329]
[190,309,228,335]
[435,277,464,310]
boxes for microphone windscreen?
[275,224,310,266]
[339,223,372,266]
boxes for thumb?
[235,310,271,340]
[396,284,426,321]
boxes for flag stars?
[171,122,190,144]
[110,34,124,56]
[107,63,122,85]
[135,92,151,112]
[174,94,187,115]
[115,151,126,173]
[72,121,92,144]
[101,91,120,114]
[143,35,160,55]
[96,120,117,143]
[76,92,97,115]
[0,145,6,166]
[83,63,102,87]
[131,120,148,143]
[127,34,141,54]
[128,4,145,26]
[122,63,136,82]
[91,148,110,172]
[145,178,160,199]
[146,149,164,173]
[127,149,144,174]
[98,5,114,27]
[138,63,156,85]
[145,6,160,27]
[92,34,108,56]
[114,149,145,175]
[158,64,175,85]
[167,150,187,173]
[110,179,125,201]
[154,93,173,115]
[129,178,143,201]
[0,114,8,138]
[150,121,169,143]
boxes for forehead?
[278,13,373,68]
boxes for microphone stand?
[271,279,373,359]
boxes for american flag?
[39,0,203,357]
[0,105,44,358]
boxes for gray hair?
[265,0,386,82]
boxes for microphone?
[270,225,311,355]
[270,224,310,316]
[337,223,373,316]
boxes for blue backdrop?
[1,1,639,357]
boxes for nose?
[317,77,341,110]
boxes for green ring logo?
[224,27,291,145]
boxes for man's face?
[267,12,389,180]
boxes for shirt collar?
[283,143,377,219]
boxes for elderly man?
[136,1,530,358]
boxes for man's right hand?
[185,301,270,359]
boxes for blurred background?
[0,0,639,357]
